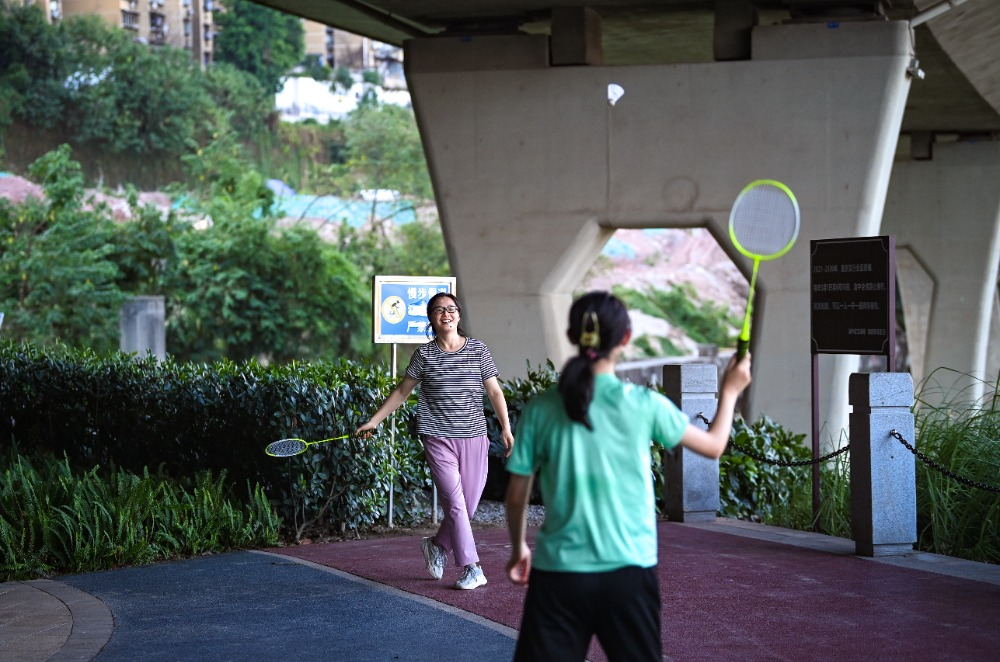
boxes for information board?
[810,236,895,356]
[372,275,457,344]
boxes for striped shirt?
[405,337,499,438]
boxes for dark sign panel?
[810,236,895,355]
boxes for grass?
[0,453,281,581]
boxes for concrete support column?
[883,141,1000,405]
[661,364,720,522]
[849,372,917,557]
[405,20,912,442]
[120,296,166,361]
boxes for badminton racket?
[265,434,351,458]
[729,179,800,360]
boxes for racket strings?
[732,186,799,257]
[266,438,309,457]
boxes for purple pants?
[422,434,489,568]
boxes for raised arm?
[677,353,752,459]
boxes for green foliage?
[107,189,183,295]
[0,2,69,136]
[0,342,428,543]
[253,121,344,194]
[299,56,330,83]
[60,16,212,155]
[165,133,370,363]
[202,62,275,141]
[729,373,1000,566]
[719,415,812,526]
[0,453,280,580]
[214,0,305,95]
[361,69,383,86]
[614,284,737,348]
[1,144,432,364]
[332,66,354,92]
[336,217,450,285]
[908,374,1000,564]
[325,103,434,201]
[0,3,272,171]
[0,145,126,352]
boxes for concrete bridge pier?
[883,140,1000,407]
[405,20,913,441]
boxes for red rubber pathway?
[270,518,1000,662]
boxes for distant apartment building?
[17,0,402,83]
[25,0,215,66]
[301,20,404,89]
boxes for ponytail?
[558,292,631,429]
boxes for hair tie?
[579,311,600,349]
[584,348,598,361]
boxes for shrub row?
[0,341,428,537]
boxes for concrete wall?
[884,140,1000,405]
[405,20,912,440]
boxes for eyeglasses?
[430,305,459,315]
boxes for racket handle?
[736,338,749,361]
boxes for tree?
[0,2,70,132]
[214,0,304,95]
[0,146,125,352]
[0,4,273,167]
[165,133,371,363]
[328,103,434,202]
[61,16,213,155]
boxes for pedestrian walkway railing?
[659,367,1000,558]
[690,415,1000,494]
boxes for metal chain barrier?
[696,413,849,467]
[888,429,1000,494]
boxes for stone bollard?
[849,372,917,557]
[662,363,720,522]
[120,296,166,362]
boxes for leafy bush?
[0,145,126,353]
[719,415,811,526]
[0,341,427,539]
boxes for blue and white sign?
[373,275,457,344]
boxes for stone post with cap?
[661,363,720,522]
[849,371,917,556]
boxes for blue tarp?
[273,194,416,227]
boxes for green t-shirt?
[507,372,689,572]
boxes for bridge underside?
[261,0,1000,439]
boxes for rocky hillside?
[581,228,748,358]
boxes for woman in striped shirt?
[357,291,515,590]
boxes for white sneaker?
[455,564,487,590]
[421,537,446,580]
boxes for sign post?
[372,275,456,527]
[810,236,896,528]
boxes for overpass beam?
[405,20,912,440]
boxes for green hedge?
[0,340,428,537]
